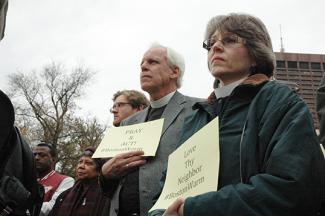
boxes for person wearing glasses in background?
[100,43,202,216]
[33,143,74,216]
[110,90,149,127]
[150,13,325,216]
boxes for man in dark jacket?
[0,90,44,216]
[0,2,44,215]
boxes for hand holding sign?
[101,150,146,179]
[163,198,185,216]
[95,119,164,180]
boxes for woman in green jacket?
[150,13,325,216]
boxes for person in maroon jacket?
[33,143,74,215]
[49,146,110,216]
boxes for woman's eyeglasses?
[203,34,245,51]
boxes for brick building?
[274,52,325,129]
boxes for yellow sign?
[92,119,164,158]
[149,117,220,212]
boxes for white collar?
[214,78,245,99]
[150,91,176,108]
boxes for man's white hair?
[149,42,185,88]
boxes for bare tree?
[58,117,106,176]
[8,62,106,175]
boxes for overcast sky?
[1,0,325,125]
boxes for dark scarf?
[49,177,109,216]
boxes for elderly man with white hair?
[100,43,202,216]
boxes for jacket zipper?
[239,121,247,183]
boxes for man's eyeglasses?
[110,102,132,113]
[203,34,245,51]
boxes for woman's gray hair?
[204,13,275,77]
[150,43,185,88]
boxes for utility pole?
[280,24,285,52]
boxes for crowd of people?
[1,1,325,215]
